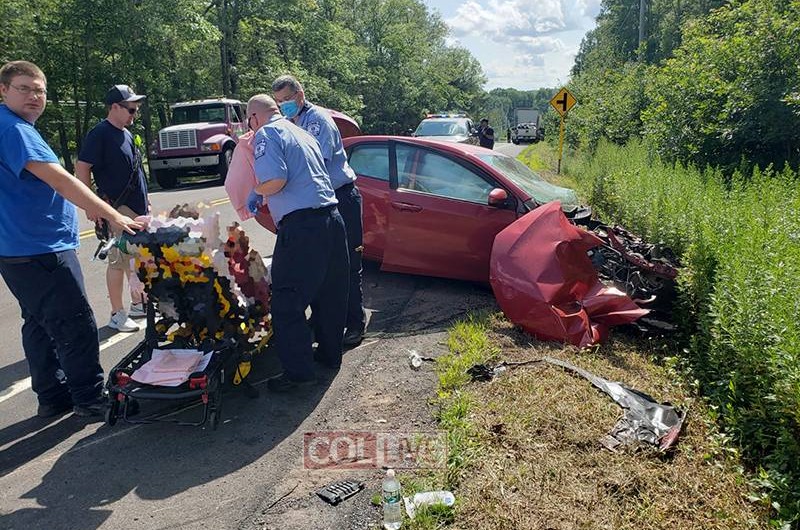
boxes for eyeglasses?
[247,113,257,131]
[117,103,139,115]
[9,84,47,97]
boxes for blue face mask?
[279,100,299,119]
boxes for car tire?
[218,145,234,183]
[512,139,519,145]
[154,169,178,189]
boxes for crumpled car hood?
[490,201,648,347]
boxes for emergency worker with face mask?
[271,75,366,348]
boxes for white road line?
[0,330,140,404]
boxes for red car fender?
[490,201,648,347]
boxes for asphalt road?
[0,142,525,530]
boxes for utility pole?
[638,0,647,61]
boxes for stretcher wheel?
[105,400,119,427]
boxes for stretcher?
[103,212,270,429]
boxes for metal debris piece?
[467,359,542,382]
[315,480,365,505]
[543,356,685,451]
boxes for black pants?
[0,250,103,407]
[335,182,366,333]
[271,206,349,380]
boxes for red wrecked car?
[256,132,660,347]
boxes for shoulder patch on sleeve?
[254,137,267,159]
[307,121,322,137]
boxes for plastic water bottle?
[382,469,402,529]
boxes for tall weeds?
[564,139,800,524]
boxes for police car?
[410,113,479,145]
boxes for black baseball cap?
[105,84,146,105]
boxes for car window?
[477,153,579,208]
[397,145,495,203]
[171,104,226,125]
[348,144,390,181]
[231,105,243,123]
[415,120,464,137]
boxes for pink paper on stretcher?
[131,349,213,387]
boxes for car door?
[381,140,518,282]
[346,141,392,262]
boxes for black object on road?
[316,480,365,505]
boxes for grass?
[559,139,800,526]
[408,312,769,530]
[518,142,581,193]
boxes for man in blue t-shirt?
[247,94,349,392]
[0,61,142,419]
[76,84,149,333]
[272,75,367,347]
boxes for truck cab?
[511,121,545,144]
[148,98,247,189]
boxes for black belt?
[336,181,355,193]
[279,204,336,227]
[0,256,34,264]
[0,251,58,264]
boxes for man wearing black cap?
[76,85,149,332]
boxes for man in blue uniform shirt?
[247,94,349,391]
[272,75,366,346]
[0,61,142,418]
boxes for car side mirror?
[406,128,414,136]
[488,188,509,208]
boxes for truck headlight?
[201,143,221,152]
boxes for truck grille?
[159,130,197,150]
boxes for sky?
[423,0,602,91]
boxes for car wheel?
[218,145,234,183]
[512,139,519,145]
[154,169,178,189]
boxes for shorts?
[108,205,137,271]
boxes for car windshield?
[415,120,468,137]
[171,104,226,125]
[478,154,579,208]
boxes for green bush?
[566,139,800,525]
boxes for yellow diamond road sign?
[550,87,577,116]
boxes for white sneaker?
[108,310,140,332]
[128,302,146,318]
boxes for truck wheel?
[218,145,234,183]
[512,139,519,145]
[154,169,178,189]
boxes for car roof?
[345,135,494,156]
[171,98,242,108]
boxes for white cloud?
[516,54,546,68]
[429,0,598,89]
[506,35,565,55]
[447,0,601,43]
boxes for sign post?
[549,87,577,174]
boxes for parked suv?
[148,98,247,189]
[410,113,478,145]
